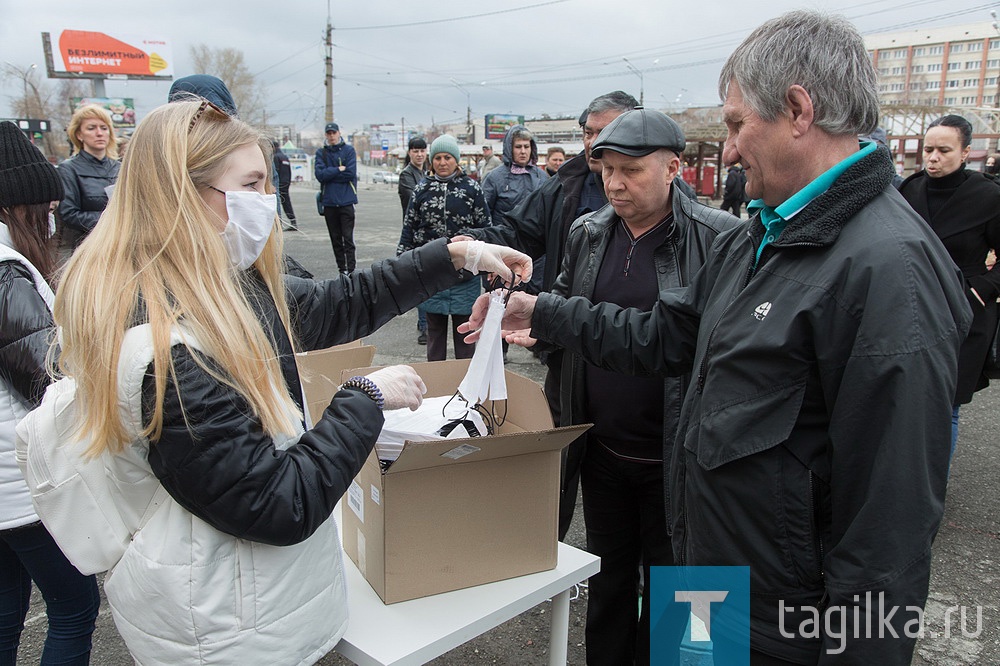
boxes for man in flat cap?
[532,107,738,665]
[315,122,359,273]
[465,10,971,664]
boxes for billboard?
[71,97,137,128]
[45,30,173,79]
[485,114,524,141]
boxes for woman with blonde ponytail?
[53,100,531,665]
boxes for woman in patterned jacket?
[398,135,491,361]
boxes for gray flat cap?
[591,108,686,158]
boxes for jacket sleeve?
[313,148,335,184]
[57,161,100,233]
[461,182,554,260]
[481,170,499,216]
[398,169,416,212]
[0,261,54,407]
[966,206,1000,302]
[397,181,425,255]
[288,238,460,350]
[529,252,714,377]
[813,249,969,663]
[470,183,491,230]
[144,346,381,546]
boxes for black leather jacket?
[143,239,461,547]
[531,148,972,663]
[57,151,120,234]
[550,188,738,500]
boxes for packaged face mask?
[457,290,508,405]
[219,190,277,270]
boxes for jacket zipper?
[809,472,826,584]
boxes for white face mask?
[48,212,56,237]
[218,190,277,270]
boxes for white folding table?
[334,541,600,666]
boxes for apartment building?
[866,23,1000,109]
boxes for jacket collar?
[749,145,896,249]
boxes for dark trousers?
[721,198,743,217]
[323,205,356,272]
[0,522,100,666]
[581,438,675,666]
[279,183,296,225]
[425,313,474,361]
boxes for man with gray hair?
[463,10,971,663]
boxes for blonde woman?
[52,100,529,665]
[56,104,120,248]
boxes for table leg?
[548,588,571,666]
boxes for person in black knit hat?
[0,120,101,664]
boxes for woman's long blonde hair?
[55,100,298,454]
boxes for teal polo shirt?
[747,141,877,268]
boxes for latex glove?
[365,365,427,411]
[458,291,538,344]
[453,240,532,287]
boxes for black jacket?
[273,148,292,187]
[143,239,462,547]
[464,152,594,293]
[0,260,52,407]
[398,162,426,216]
[57,151,120,234]
[551,188,738,507]
[531,147,972,663]
[899,167,1000,403]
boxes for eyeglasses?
[187,99,227,134]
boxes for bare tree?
[1,63,74,159]
[188,45,266,125]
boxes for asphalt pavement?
[15,177,1000,665]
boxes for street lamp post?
[622,57,644,106]
[450,78,474,144]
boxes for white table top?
[335,541,600,666]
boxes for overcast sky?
[1,0,995,137]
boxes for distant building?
[866,23,1000,108]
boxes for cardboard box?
[339,359,590,604]
[295,341,376,428]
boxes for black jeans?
[581,437,675,666]
[425,313,474,361]
[0,522,100,665]
[323,205,356,272]
[278,182,296,225]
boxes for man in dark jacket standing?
[458,90,637,539]
[464,11,972,664]
[272,141,296,230]
[315,122,358,273]
[720,163,746,217]
[545,108,737,666]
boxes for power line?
[333,0,570,31]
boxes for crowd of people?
[1,8,998,666]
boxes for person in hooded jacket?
[56,104,120,249]
[0,121,100,665]
[899,114,1000,455]
[481,124,547,227]
[984,153,1000,182]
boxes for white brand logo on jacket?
[753,302,772,321]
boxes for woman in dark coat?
[899,114,1000,453]
[56,104,121,249]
